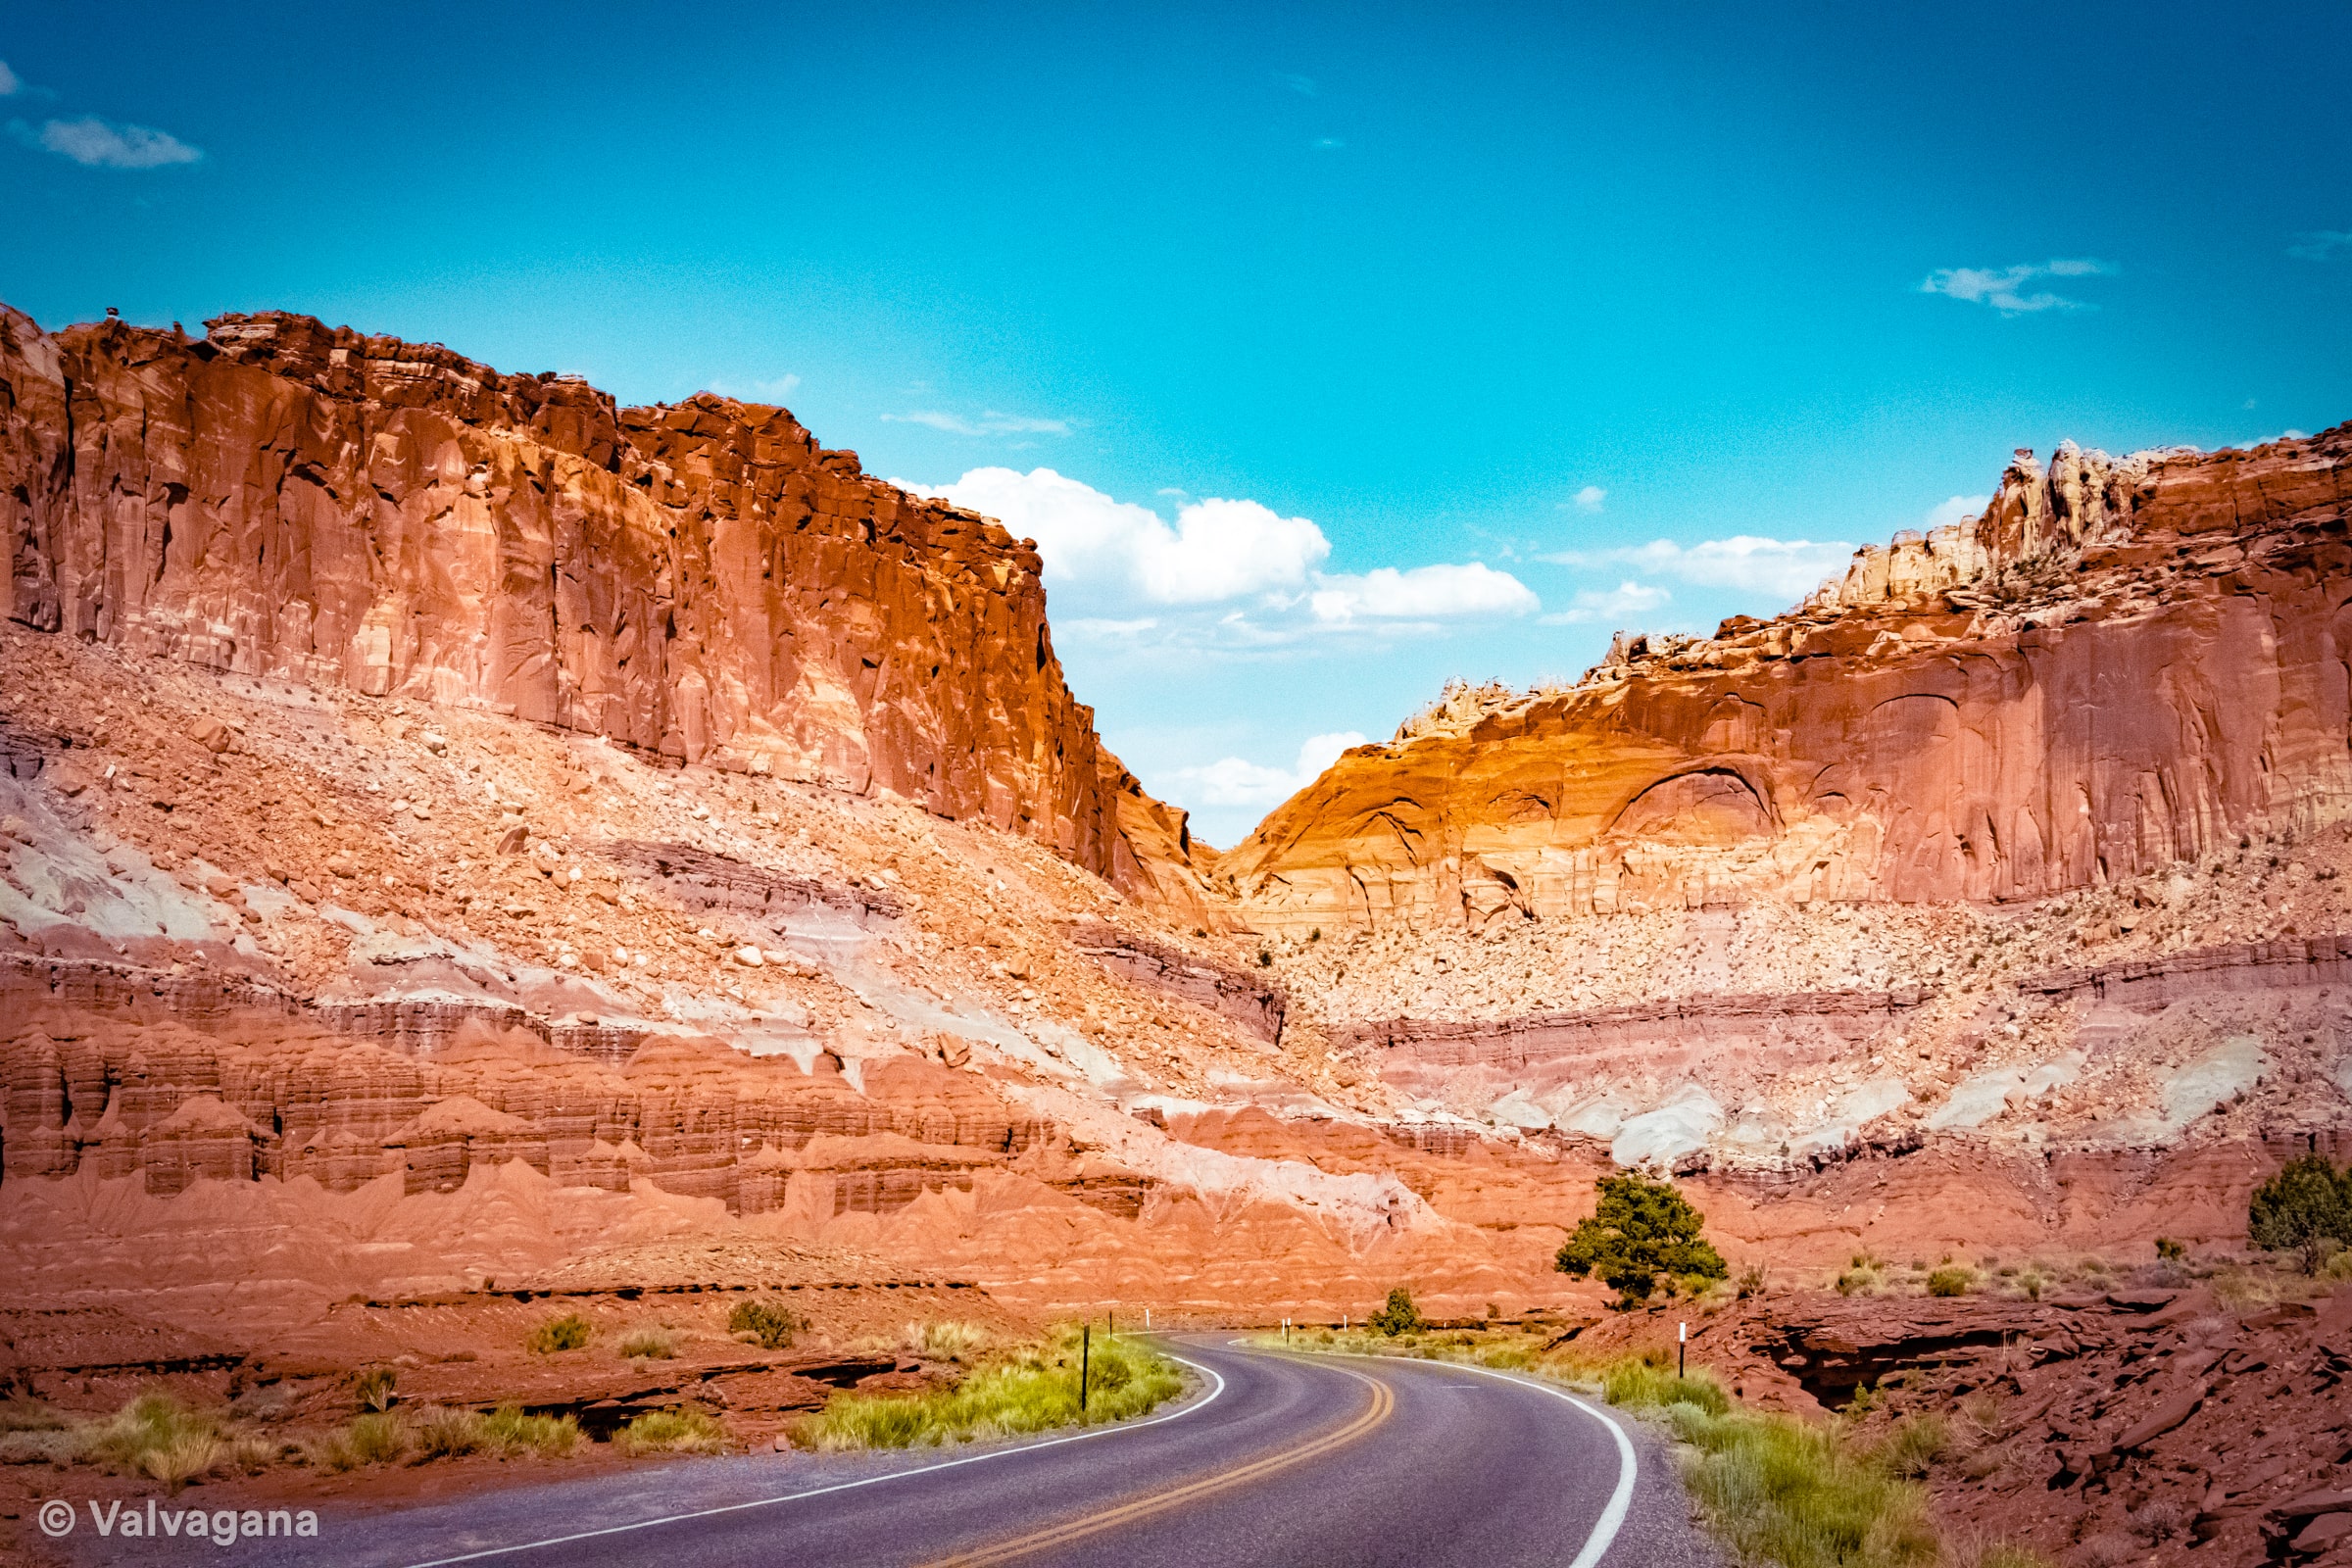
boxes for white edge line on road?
[399,1352,1229,1568]
[1443,1362,1638,1568]
[1260,1344,1637,1568]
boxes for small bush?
[1368,1287,1424,1337]
[905,1320,990,1361]
[415,1405,486,1458]
[1557,1172,1727,1306]
[1736,1262,1770,1299]
[1874,1414,1950,1478]
[1926,1266,1973,1298]
[2155,1237,2185,1262]
[798,1326,1184,1450]
[80,1395,225,1493]
[355,1365,399,1412]
[728,1298,802,1349]
[347,1410,410,1465]
[614,1406,728,1456]
[2249,1153,2352,1272]
[1602,1361,1731,1415]
[529,1314,592,1354]
[619,1325,680,1359]
[480,1405,581,1457]
[1670,1401,1936,1568]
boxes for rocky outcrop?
[1068,920,1287,1043]
[1338,987,1922,1098]
[1221,424,2352,934]
[0,304,1169,896]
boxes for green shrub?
[728,1298,802,1349]
[480,1405,581,1457]
[1669,1401,1936,1568]
[798,1326,1184,1449]
[415,1405,486,1458]
[347,1411,410,1465]
[2248,1153,2352,1272]
[1602,1361,1731,1415]
[905,1320,990,1361]
[619,1325,680,1359]
[355,1365,398,1412]
[614,1406,728,1456]
[1368,1287,1424,1337]
[1557,1172,1728,1306]
[1874,1414,1950,1478]
[79,1395,224,1492]
[1926,1266,1973,1298]
[528,1314,592,1354]
[2154,1237,2185,1262]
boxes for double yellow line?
[920,1366,1396,1567]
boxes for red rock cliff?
[0,305,1175,887]
[1220,425,2352,933]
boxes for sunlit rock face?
[1219,425,2352,936]
[0,304,1190,896]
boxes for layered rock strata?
[1221,426,2352,934]
[0,305,1185,894]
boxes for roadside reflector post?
[1679,1320,1688,1379]
[1081,1324,1091,1414]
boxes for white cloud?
[2288,231,2352,261]
[901,466,1538,640]
[900,466,1329,604]
[1307,563,1538,624]
[1312,137,1345,150]
[24,116,201,169]
[1920,258,2114,315]
[708,372,801,403]
[1567,485,1607,514]
[883,409,1071,437]
[1539,579,1672,626]
[1544,535,1854,602]
[1921,494,1990,531]
[0,61,19,96]
[1175,731,1366,808]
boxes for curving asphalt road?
[59,1338,1720,1568]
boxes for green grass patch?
[528,1313,592,1354]
[1265,1324,1995,1568]
[728,1298,802,1349]
[614,1406,728,1456]
[797,1326,1184,1450]
[1667,1400,1936,1568]
[619,1324,681,1359]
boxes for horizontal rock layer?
[0,305,1179,894]
[1222,425,2352,932]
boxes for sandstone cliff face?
[1222,425,2352,934]
[0,305,1162,887]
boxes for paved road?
[59,1338,1718,1568]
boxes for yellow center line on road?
[916,1364,1396,1568]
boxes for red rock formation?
[1221,425,2352,933]
[0,304,1170,892]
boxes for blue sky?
[7,3,2350,844]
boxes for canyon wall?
[0,305,1175,890]
[1220,428,2352,935]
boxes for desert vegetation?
[2247,1152,2352,1272]
[795,1324,1184,1449]
[1556,1172,1729,1306]
[1265,1323,2043,1568]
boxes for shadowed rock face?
[0,305,1186,895]
[1220,426,2352,934]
